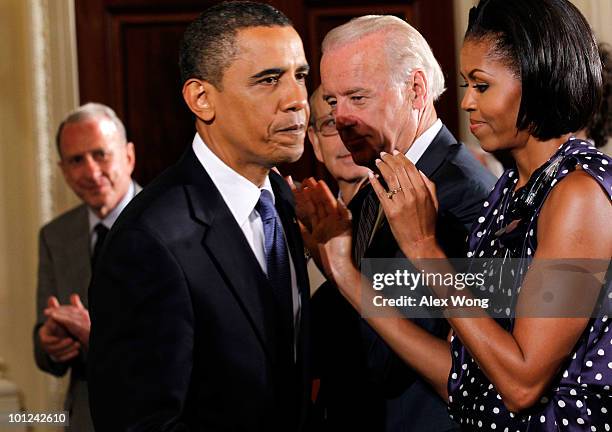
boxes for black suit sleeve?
[88,226,194,432]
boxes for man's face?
[308,94,369,183]
[207,26,309,172]
[59,118,135,218]
[320,32,417,169]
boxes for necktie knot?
[256,189,276,222]
[92,223,109,266]
[94,223,109,238]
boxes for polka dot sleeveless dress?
[447,138,612,431]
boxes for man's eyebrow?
[296,64,310,73]
[250,68,284,79]
[322,87,368,100]
[343,87,368,95]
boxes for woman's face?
[460,39,530,152]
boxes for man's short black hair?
[465,0,603,141]
[178,1,292,89]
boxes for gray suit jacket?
[33,183,140,431]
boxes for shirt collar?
[88,180,135,234]
[405,119,443,163]
[192,133,273,226]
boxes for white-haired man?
[308,85,369,204]
[33,103,140,431]
[317,16,496,431]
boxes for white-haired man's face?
[320,32,419,170]
[59,118,135,218]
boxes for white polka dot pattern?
[449,139,612,431]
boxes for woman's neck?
[511,133,571,189]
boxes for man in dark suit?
[87,2,311,431]
[34,102,139,431]
[314,15,496,431]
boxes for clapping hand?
[45,294,91,349]
[291,177,354,282]
[38,296,81,362]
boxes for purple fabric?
[447,138,612,430]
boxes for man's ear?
[182,78,216,122]
[58,159,68,178]
[407,70,428,111]
[125,142,136,173]
[307,126,324,163]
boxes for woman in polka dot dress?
[303,0,611,430]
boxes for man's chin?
[273,145,304,165]
[349,152,376,169]
[82,195,114,214]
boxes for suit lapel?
[270,173,308,300]
[180,148,279,362]
[66,206,92,304]
[415,124,456,178]
[270,173,310,356]
[270,172,311,416]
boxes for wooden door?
[76,0,457,186]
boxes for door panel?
[76,0,457,186]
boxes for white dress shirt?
[191,133,301,344]
[405,118,443,163]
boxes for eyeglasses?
[314,116,338,137]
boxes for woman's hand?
[369,151,443,258]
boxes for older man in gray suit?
[33,103,140,431]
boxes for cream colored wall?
[0,0,46,425]
[453,0,612,155]
[0,0,79,431]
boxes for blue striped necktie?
[256,190,294,338]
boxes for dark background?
[75,0,457,186]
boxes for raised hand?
[287,176,319,232]
[306,180,354,282]
[369,151,443,259]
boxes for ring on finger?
[386,186,402,199]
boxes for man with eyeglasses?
[302,86,369,293]
[307,85,377,430]
[307,85,369,204]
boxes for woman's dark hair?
[585,43,612,148]
[465,0,603,141]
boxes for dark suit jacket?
[88,147,311,431]
[313,125,495,432]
